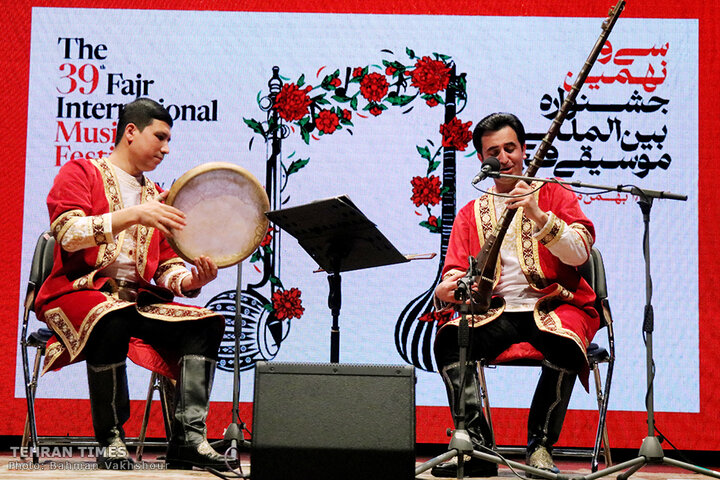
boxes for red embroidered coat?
[439,182,600,375]
[35,157,223,378]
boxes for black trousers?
[84,307,224,366]
[434,311,586,452]
[433,311,585,371]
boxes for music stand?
[266,195,408,363]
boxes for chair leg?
[476,363,496,449]
[599,372,613,467]
[21,344,44,463]
[21,413,30,454]
[21,352,36,453]
[591,363,612,471]
[158,375,176,441]
[136,372,160,461]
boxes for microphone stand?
[486,172,720,479]
[217,262,252,472]
[485,171,687,201]
[414,265,571,480]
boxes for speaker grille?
[251,361,415,480]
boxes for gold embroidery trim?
[136,180,158,278]
[538,214,566,249]
[519,212,546,289]
[91,215,106,245]
[43,308,79,354]
[92,157,123,213]
[475,196,492,248]
[51,210,84,244]
[534,309,587,363]
[41,341,65,376]
[44,298,130,359]
[474,195,502,285]
[73,299,130,357]
[532,285,586,363]
[72,274,94,291]
[91,158,124,268]
[137,303,218,321]
[156,258,186,289]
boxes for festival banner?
[11,6,702,445]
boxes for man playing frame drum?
[36,98,232,470]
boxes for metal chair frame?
[476,247,615,472]
[19,231,173,463]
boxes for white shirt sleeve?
[533,211,591,266]
[59,213,114,252]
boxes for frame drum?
[165,162,269,268]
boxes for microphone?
[471,157,500,185]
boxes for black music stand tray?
[266,195,408,363]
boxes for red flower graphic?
[410,56,450,95]
[369,106,383,116]
[272,288,305,320]
[360,72,389,102]
[330,77,341,87]
[352,67,364,78]
[386,66,396,75]
[426,97,439,107]
[274,83,313,122]
[316,109,340,134]
[260,227,273,247]
[342,109,352,120]
[418,309,453,323]
[411,175,442,207]
[428,215,438,227]
[440,117,473,151]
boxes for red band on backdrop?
[1,0,718,451]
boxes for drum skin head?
[165,162,270,268]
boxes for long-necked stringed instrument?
[464,0,626,313]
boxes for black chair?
[19,231,54,464]
[476,246,614,472]
[19,231,174,463]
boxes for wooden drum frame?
[165,162,269,268]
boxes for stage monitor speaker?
[251,361,415,480]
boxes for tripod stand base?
[415,428,584,480]
[580,436,720,480]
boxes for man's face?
[479,125,526,193]
[126,119,171,174]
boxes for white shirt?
[493,195,589,311]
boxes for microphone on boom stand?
[471,157,501,185]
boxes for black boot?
[526,365,576,477]
[166,355,232,470]
[431,362,498,478]
[86,362,135,470]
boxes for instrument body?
[165,162,270,268]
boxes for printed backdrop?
[2,1,718,451]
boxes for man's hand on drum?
[133,190,187,237]
[182,256,219,292]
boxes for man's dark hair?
[114,98,173,146]
[472,112,526,154]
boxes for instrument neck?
[462,0,626,314]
